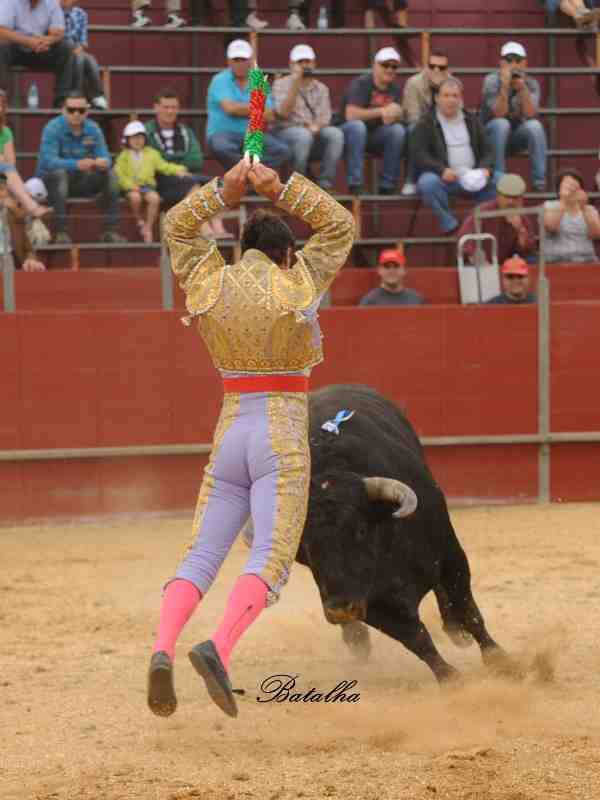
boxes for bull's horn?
[363,477,418,519]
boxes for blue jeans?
[44,168,121,233]
[208,131,291,170]
[340,120,406,190]
[73,52,104,100]
[272,125,344,188]
[484,118,548,189]
[417,171,497,233]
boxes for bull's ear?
[363,477,418,519]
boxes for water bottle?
[27,82,39,110]
[317,4,329,29]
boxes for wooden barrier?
[2,302,600,520]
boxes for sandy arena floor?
[3,503,600,800]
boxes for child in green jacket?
[115,121,186,242]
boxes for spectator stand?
[6,22,600,269]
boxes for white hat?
[460,168,488,193]
[374,47,401,64]
[227,39,253,60]
[123,120,146,138]
[24,177,47,202]
[290,44,316,62]
[501,41,526,59]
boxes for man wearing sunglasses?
[480,41,548,192]
[402,49,451,196]
[337,46,406,195]
[36,90,125,244]
[486,255,536,304]
[0,0,75,108]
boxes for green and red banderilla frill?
[243,66,270,164]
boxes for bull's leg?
[366,603,459,684]
[433,584,473,649]
[341,621,371,663]
[440,543,520,677]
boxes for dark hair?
[429,49,449,62]
[0,89,6,133]
[154,88,180,104]
[63,90,87,104]
[241,209,295,265]
[556,167,585,193]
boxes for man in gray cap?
[272,44,343,191]
[457,173,537,264]
[480,41,548,191]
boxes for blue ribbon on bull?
[321,409,355,435]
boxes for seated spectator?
[0,0,74,108]
[36,91,126,244]
[206,39,291,172]
[413,78,495,234]
[0,89,50,218]
[486,256,535,304]
[359,248,425,306]
[0,175,46,271]
[338,47,406,195]
[61,0,108,110]
[131,0,185,28]
[543,168,600,263]
[457,174,536,265]
[401,49,451,196]
[287,1,310,29]
[480,41,547,192]
[551,0,600,27]
[223,1,268,30]
[272,44,343,191]
[115,121,187,243]
[146,87,231,238]
[365,0,407,28]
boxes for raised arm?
[164,178,226,296]
[276,173,355,296]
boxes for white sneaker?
[286,11,305,30]
[91,95,108,110]
[401,181,417,196]
[165,13,186,28]
[132,10,151,27]
[246,11,268,29]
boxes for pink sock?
[153,579,202,661]
[212,574,268,671]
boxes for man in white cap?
[272,44,343,191]
[480,41,547,192]
[206,39,291,171]
[412,77,496,234]
[337,46,406,195]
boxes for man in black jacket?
[412,78,496,233]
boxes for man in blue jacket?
[37,90,126,243]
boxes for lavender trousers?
[174,391,310,604]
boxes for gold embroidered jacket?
[164,173,355,374]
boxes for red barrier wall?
[2,303,600,521]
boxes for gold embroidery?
[258,393,310,599]
[179,394,241,563]
[171,173,355,373]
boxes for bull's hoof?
[483,646,524,681]
[443,623,474,650]
[436,663,463,686]
[341,621,372,663]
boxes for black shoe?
[348,184,365,196]
[378,186,396,196]
[147,650,177,717]
[188,640,238,718]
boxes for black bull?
[295,384,512,683]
